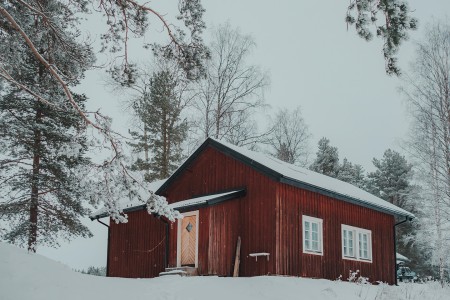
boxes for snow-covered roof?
[158,138,414,218]
[396,253,410,262]
[90,175,244,219]
[90,179,167,219]
[168,190,243,210]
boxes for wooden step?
[159,267,198,277]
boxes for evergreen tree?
[337,158,366,189]
[367,149,413,208]
[346,0,417,75]
[0,0,94,252]
[129,70,187,182]
[367,149,422,273]
[310,138,340,177]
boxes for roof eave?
[89,204,148,221]
[90,189,247,220]
[174,189,246,213]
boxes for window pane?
[359,233,362,258]
[304,221,310,250]
[312,241,318,251]
[348,231,354,257]
[343,230,348,256]
[362,233,369,259]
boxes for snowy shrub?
[348,270,359,282]
[347,270,369,284]
[78,266,107,276]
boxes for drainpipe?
[96,219,110,277]
[394,216,410,286]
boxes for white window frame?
[302,215,323,256]
[341,224,372,263]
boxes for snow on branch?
[0,1,205,223]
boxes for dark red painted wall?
[275,183,396,284]
[107,210,166,278]
[165,145,277,276]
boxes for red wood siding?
[164,146,277,276]
[275,183,396,284]
[108,210,166,278]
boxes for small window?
[341,225,372,262]
[303,215,323,255]
[342,228,355,258]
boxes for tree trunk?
[162,109,168,178]
[215,96,221,139]
[144,126,149,163]
[28,107,42,252]
[431,119,445,287]
[143,125,150,179]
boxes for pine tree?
[346,0,417,75]
[367,149,413,208]
[0,0,94,252]
[310,138,340,177]
[129,70,187,182]
[337,158,355,183]
[367,149,422,273]
[337,158,366,189]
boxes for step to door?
[160,267,198,277]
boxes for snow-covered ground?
[0,242,448,300]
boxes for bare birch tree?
[193,23,269,148]
[402,21,450,286]
[265,107,311,166]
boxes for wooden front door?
[178,211,198,267]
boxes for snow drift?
[0,242,448,300]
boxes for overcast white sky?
[37,1,450,270]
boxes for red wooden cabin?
[91,138,414,284]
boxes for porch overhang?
[169,189,246,212]
[90,189,246,220]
